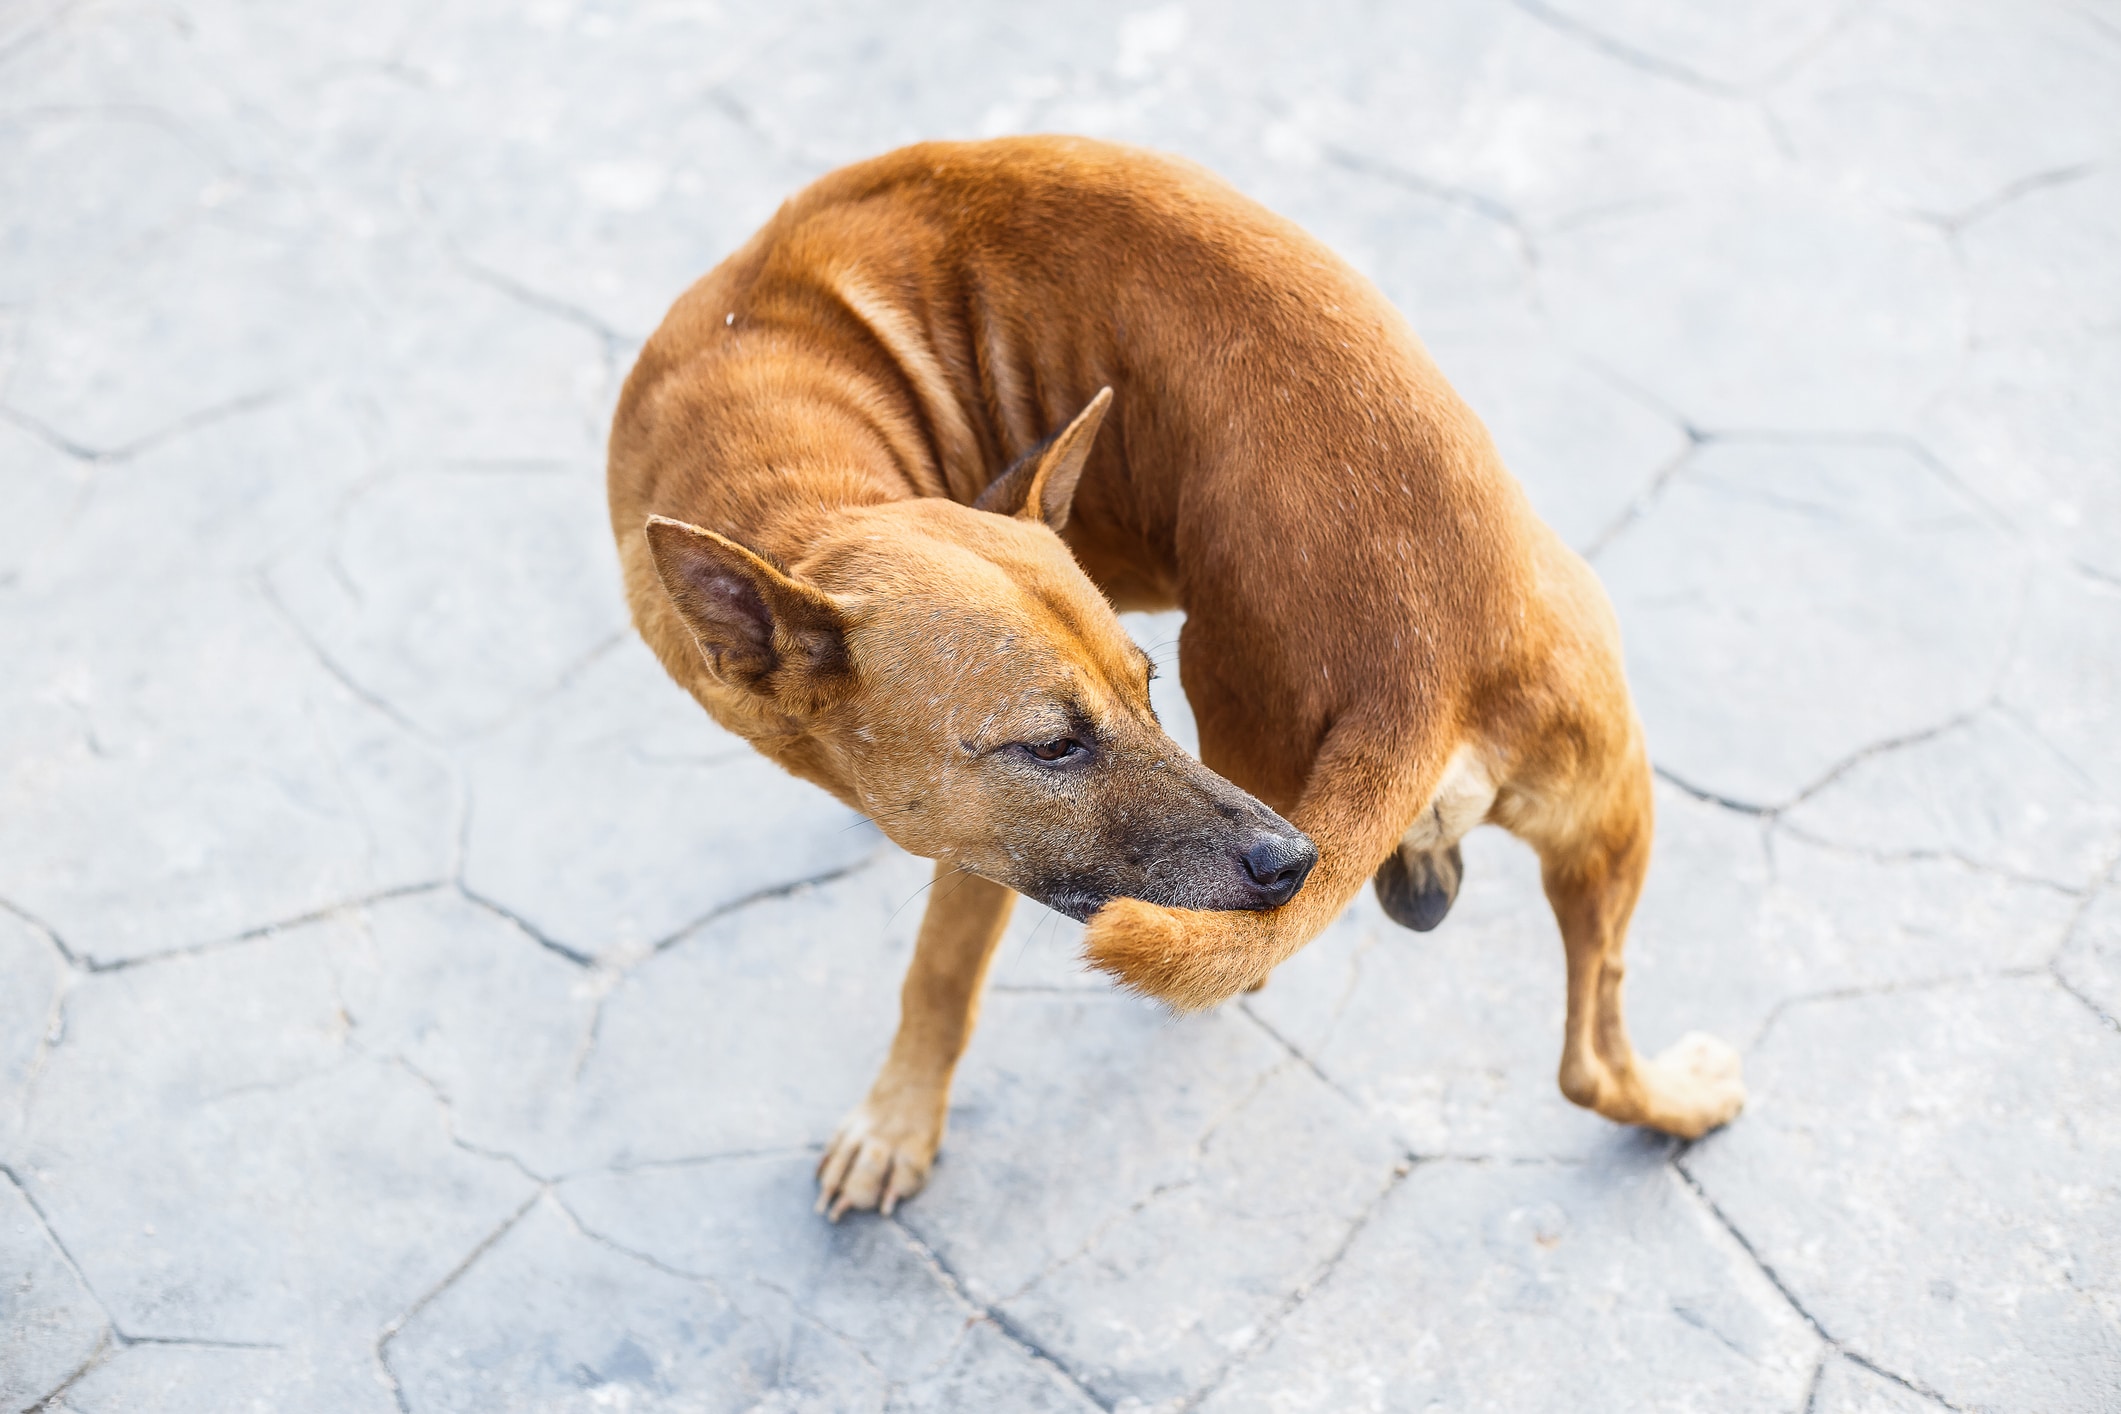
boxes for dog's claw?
[816,1096,941,1221]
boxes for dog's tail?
[1083,718,1448,1010]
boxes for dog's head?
[643,390,1315,921]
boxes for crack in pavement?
[547,1188,736,1296]
[1314,141,1539,271]
[1174,1155,1421,1411]
[1669,1159,1971,1412]
[1690,428,2034,556]
[648,850,890,954]
[1919,161,2102,234]
[456,831,895,983]
[452,842,891,979]
[2053,961,2121,1035]
[1991,699,2109,798]
[373,1190,543,1414]
[1655,702,1986,822]
[2049,853,2121,1035]
[1776,710,1985,812]
[1237,998,1365,1114]
[1798,1349,1829,1414]
[446,247,641,363]
[1772,817,2090,897]
[1670,1297,1758,1363]
[23,1326,111,1414]
[2074,557,2121,594]
[1,1163,116,1394]
[258,568,444,748]
[1512,0,1864,100]
[464,627,631,743]
[546,1190,902,1410]
[1509,0,1746,97]
[392,1028,843,1186]
[887,1216,1116,1413]
[988,1054,1300,1313]
[749,1274,893,1394]
[2,911,76,1123]
[2,1161,291,1404]
[0,386,288,466]
[0,881,452,976]
[1582,439,1702,560]
[386,1052,551,1189]
[551,1187,1128,1414]
[1577,414,2043,578]
[1742,965,2050,1053]
[568,987,611,1083]
[452,881,595,969]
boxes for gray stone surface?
[10,929,536,1349]
[2060,880,2121,1027]
[1597,441,2028,807]
[1779,708,2121,892]
[1199,1151,1820,1413]
[4,3,2118,1411]
[47,1342,398,1414]
[1683,978,2121,1413]
[1810,1353,1954,1414]
[458,638,882,961]
[0,1173,105,1411]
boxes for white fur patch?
[1399,745,1496,852]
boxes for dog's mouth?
[1026,881,1110,923]
[1019,831,1318,921]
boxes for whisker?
[931,867,974,909]
[882,868,941,930]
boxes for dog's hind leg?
[1523,740,1746,1139]
[817,865,1014,1220]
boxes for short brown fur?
[608,137,1744,1219]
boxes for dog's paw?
[1082,898,1267,1011]
[1643,1031,1747,1139]
[815,1098,941,1221]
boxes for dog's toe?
[816,1103,938,1221]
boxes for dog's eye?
[1023,738,1084,763]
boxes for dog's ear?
[974,386,1112,531]
[644,516,849,704]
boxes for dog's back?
[613,137,1557,809]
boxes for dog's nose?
[1240,832,1318,907]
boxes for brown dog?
[607,136,1745,1219]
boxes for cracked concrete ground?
[3,1,2118,1410]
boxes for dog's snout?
[1240,832,1317,908]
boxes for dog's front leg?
[817,864,1015,1220]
